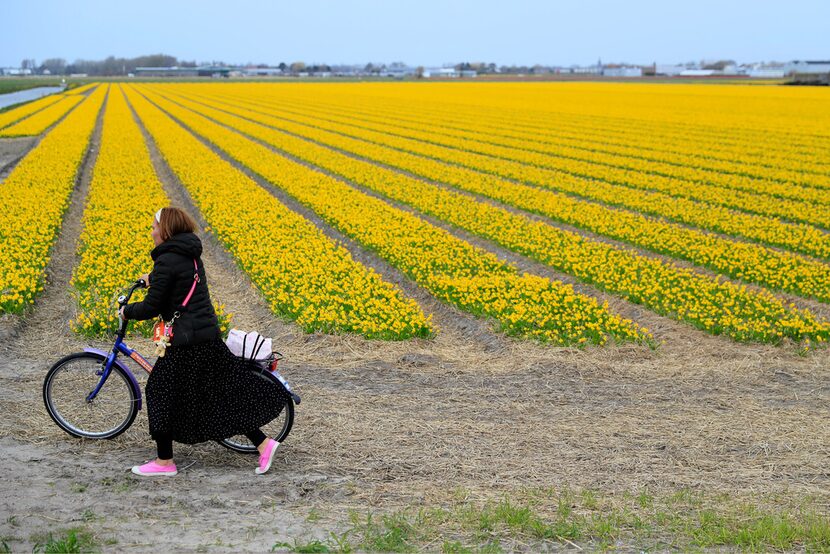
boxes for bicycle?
[43,279,300,453]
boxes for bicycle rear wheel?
[43,352,139,439]
[218,368,294,453]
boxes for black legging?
[155,429,267,460]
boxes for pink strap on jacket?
[181,259,200,307]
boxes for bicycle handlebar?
[114,279,147,338]
[117,279,147,307]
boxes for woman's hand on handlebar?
[118,306,126,321]
[139,273,150,287]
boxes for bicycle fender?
[84,348,143,410]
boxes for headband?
[155,208,163,223]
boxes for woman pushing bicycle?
[118,207,289,477]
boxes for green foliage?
[273,488,830,552]
[31,528,97,553]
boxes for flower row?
[0,95,84,137]
[0,93,63,130]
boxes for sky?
[2,0,828,68]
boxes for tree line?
[28,54,198,76]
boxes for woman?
[120,207,289,477]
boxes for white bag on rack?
[225,328,272,362]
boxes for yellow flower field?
[4,80,830,349]
[194,90,830,223]
[64,83,99,96]
[139,85,830,344]
[169,87,830,261]
[261,89,830,193]
[0,85,107,313]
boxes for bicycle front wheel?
[218,368,295,454]
[43,352,139,439]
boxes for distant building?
[571,65,601,75]
[1,68,33,76]
[423,67,458,78]
[654,64,685,76]
[603,66,642,77]
[384,66,416,78]
[679,69,717,77]
[746,68,786,78]
[785,60,830,74]
[243,67,283,76]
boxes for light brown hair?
[157,207,197,241]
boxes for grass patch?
[0,79,65,95]
[272,488,830,552]
[31,527,98,553]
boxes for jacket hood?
[151,232,203,260]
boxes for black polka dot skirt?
[146,337,291,444]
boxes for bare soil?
[1,89,829,552]
[0,137,37,180]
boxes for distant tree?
[39,58,67,75]
[415,66,424,79]
[101,56,120,75]
[278,62,287,71]
[290,61,306,73]
[21,58,37,71]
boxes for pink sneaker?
[255,439,280,475]
[131,460,178,476]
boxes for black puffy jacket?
[123,232,220,346]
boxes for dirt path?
[2,87,830,552]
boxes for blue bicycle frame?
[84,279,152,409]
